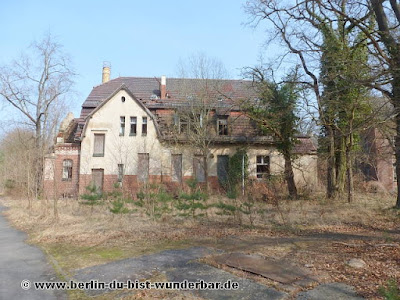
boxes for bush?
[379,279,400,300]
[80,184,103,207]
[109,200,130,214]
[175,179,208,218]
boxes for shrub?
[176,179,208,218]
[109,200,130,214]
[379,279,400,300]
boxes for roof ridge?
[91,76,250,87]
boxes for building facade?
[43,66,318,198]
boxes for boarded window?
[171,154,182,182]
[130,117,137,135]
[142,117,148,135]
[193,156,206,182]
[218,117,228,135]
[120,116,125,136]
[256,155,270,179]
[91,169,104,194]
[62,159,73,180]
[118,164,124,182]
[217,155,229,185]
[93,134,105,157]
[138,153,149,182]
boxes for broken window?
[120,116,125,136]
[93,134,105,157]
[62,159,73,180]
[256,155,270,179]
[218,117,228,135]
[130,117,137,135]
[142,117,148,136]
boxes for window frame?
[142,117,148,136]
[217,117,229,136]
[62,159,73,181]
[93,133,105,157]
[130,117,137,136]
[256,155,270,179]
[120,116,125,136]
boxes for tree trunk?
[327,126,337,198]
[395,87,400,209]
[34,121,44,199]
[283,151,298,199]
[336,136,347,194]
[346,134,354,203]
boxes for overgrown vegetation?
[379,279,400,300]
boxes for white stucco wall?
[80,90,165,176]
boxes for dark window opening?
[142,117,148,135]
[256,155,270,179]
[218,117,228,135]
[130,117,137,135]
[217,155,229,185]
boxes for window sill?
[93,154,104,157]
[119,134,124,136]
[62,178,72,181]
[142,134,147,136]
[129,134,137,136]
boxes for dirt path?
[0,205,66,300]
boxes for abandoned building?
[359,127,396,192]
[43,65,318,198]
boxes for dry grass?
[0,192,398,299]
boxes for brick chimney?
[102,62,111,83]
[160,75,166,99]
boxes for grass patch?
[44,238,197,273]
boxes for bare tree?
[0,128,36,203]
[245,0,385,203]
[0,34,75,197]
[170,54,230,189]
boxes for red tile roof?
[69,76,317,154]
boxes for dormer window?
[217,117,228,135]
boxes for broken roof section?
[61,76,317,153]
[80,76,258,118]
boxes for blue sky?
[1,0,274,123]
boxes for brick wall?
[43,143,80,199]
